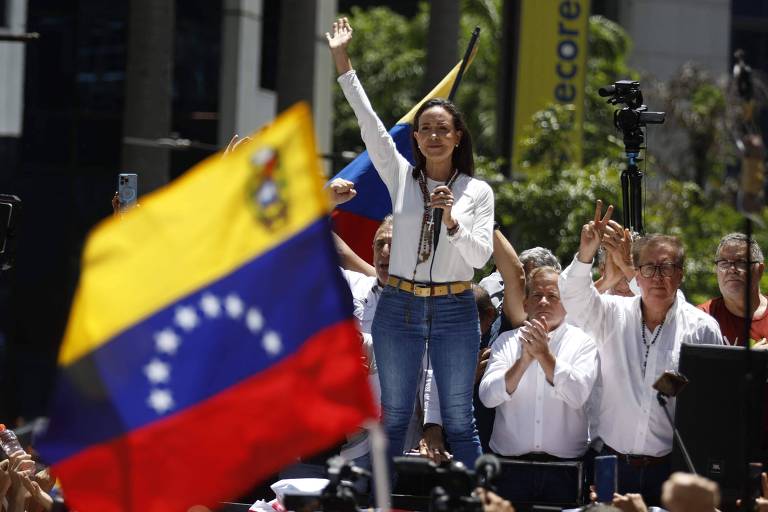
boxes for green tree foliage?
[454,0,502,157]
[508,15,768,301]
[650,63,728,188]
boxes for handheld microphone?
[474,454,501,489]
[433,208,443,252]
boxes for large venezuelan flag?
[331,57,474,263]
[37,103,376,512]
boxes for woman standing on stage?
[327,18,493,467]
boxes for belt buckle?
[412,284,431,297]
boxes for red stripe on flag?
[53,319,374,512]
[331,210,382,265]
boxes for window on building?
[260,0,279,91]
[0,0,8,28]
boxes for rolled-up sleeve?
[479,332,516,408]
[447,181,494,268]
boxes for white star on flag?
[246,307,264,333]
[147,389,175,414]
[154,329,181,355]
[175,306,199,331]
[262,330,282,356]
[144,358,171,384]
[225,294,244,318]
[199,293,221,318]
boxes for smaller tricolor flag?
[37,103,376,512]
[331,57,475,262]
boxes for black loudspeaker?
[673,344,768,509]
[494,459,584,510]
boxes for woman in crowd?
[327,17,494,467]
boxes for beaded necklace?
[412,168,459,281]
[641,317,665,377]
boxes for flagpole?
[448,26,481,101]
[367,420,391,512]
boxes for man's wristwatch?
[493,221,500,231]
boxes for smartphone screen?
[595,455,618,503]
[118,173,138,212]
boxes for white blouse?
[338,70,494,283]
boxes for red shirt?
[698,296,768,346]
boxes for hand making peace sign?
[578,199,614,264]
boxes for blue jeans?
[372,285,482,467]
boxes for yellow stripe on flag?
[60,103,326,365]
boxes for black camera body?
[599,80,665,153]
[394,455,501,512]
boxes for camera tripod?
[599,81,665,234]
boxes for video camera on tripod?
[394,454,501,512]
[598,80,666,234]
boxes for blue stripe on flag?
[42,218,352,462]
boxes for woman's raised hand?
[326,18,354,75]
[326,17,353,51]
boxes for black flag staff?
[448,27,481,102]
[731,49,767,512]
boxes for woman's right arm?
[326,18,409,193]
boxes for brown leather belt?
[387,276,472,297]
[604,445,669,467]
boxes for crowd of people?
[316,16,768,511]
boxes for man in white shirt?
[559,202,723,506]
[479,266,598,503]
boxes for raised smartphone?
[595,454,618,503]
[118,173,138,212]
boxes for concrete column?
[424,0,460,96]
[276,0,317,114]
[217,0,276,146]
[121,0,175,194]
[0,0,28,176]
[313,0,337,176]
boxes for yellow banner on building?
[512,0,590,171]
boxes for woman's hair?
[410,98,475,179]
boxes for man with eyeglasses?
[558,201,723,506]
[698,233,768,349]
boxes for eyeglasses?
[638,263,681,278]
[715,259,752,273]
